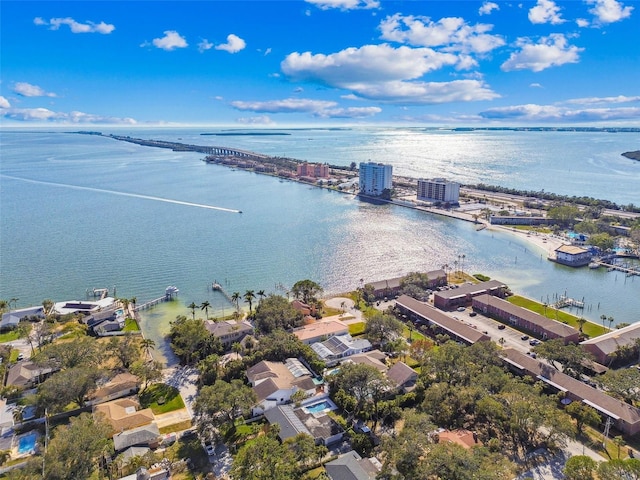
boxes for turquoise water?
[1,128,639,365]
[305,400,334,413]
[17,433,37,454]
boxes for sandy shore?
[485,224,566,258]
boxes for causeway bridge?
[108,134,270,160]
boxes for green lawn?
[348,322,366,336]
[507,295,608,338]
[139,383,185,414]
[123,318,140,332]
[0,329,22,343]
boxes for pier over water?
[104,134,269,160]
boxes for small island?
[622,150,640,161]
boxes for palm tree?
[188,302,198,320]
[140,338,156,359]
[607,316,614,330]
[576,317,586,333]
[257,290,266,305]
[244,290,256,313]
[130,297,137,309]
[231,292,241,311]
[0,300,8,313]
[600,314,607,329]
[9,298,19,310]
[200,301,211,319]
[461,254,466,274]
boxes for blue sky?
[1,0,639,126]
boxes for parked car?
[16,353,24,361]
[469,312,477,317]
[203,440,215,456]
[497,324,506,330]
[521,335,529,341]
[457,306,466,312]
[529,339,541,346]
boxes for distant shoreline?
[200,132,291,136]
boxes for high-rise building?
[358,162,392,196]
[417,178,460,203]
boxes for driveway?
[324,297,363,322]
[163,366,199,418]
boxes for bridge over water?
[108,134,270,160]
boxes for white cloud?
[315,106,382,118]
[0,96,11,109]
[215,34,246,53]
[150,31,188,51]
[13,82,56,98]
[530,83,544,88]
[528,0,565,24]
[305,0,380,11]
[198,39,214,53]
[576,18,591,27]
[563,95,640,105]
[501,34,582,72]
[342,79,499,104]
[35,16,115,34]
[230,98,338,114]
[236,115,275,125]
[479,103,640,121]
[264,48,272,56]
[0,107,136,124]
[294,87,304,93]
[230,97,381,119]
[479,2,500,15]
[282,44,458,85]
[379,14,505,54]
[282,44,499,104]
[586,0,633,24]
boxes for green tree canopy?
[43,413,112,480]
[532,339,594,378]
[291,279,323,305]
[194,379,256,438]
[253,294,303,334]
[230,431,298,480]
[169,315,222,365]
[563,455,597,480]
[34,336,100,370]
[364,312,404,346]
[37,366,103,412]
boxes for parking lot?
[377,293,537,356]
[448,305,537,355]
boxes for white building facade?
[359,162,392,196]
[417,178,460,203]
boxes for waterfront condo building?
[297,162,329,178]
[359,162,392,196]
[417,178,460,203]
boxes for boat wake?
[1,175,242,213]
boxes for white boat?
[588,262,600,269]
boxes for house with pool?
[246,358,320,415]
[264,397,344,446]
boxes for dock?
[134,286,179,311]
[595,260,640,276]
[553,295,584,309]
[211,281,234,305]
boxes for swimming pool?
[115,309,124,316]
[17,432,37,455]
[303,399,336,414]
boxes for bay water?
[1,127,638,363]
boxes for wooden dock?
[595,261,640,276]
[134,286,179,311]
